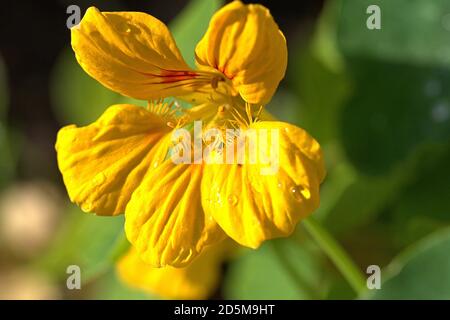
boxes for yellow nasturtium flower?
[116,242,230,299]
[55,1,326,268]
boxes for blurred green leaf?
[366,227,450,299]
[340,59,450,174]
[322,161,411,234]
[39,205,126,284]
[290,51,351,143]
[171,0,223,68]
[385,145,450,248]
[336,0,450,174]
[310,0,346,73]
[93,270,153,300]
[320,142,450,239]
[393,145,450,222]
[266,89,302,125]
[338,0,450,67]
[51,48,120,125]
[289,0,351,143]
[224,239,326,299]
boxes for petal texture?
[201,121,326,248]
[55,104,170,216]
[125,162,225,267]
[195,1,287,105]
[72,7,200,100]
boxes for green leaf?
[366,228,450,299]
[310,0,346,74]
[322,161,411,234]
[289,0,351,143]
[338,0,450,68]
[38,205,126,284]
[50,48,120,125]
[336,0,450,174]
[320,142,450,238]
[170,0,223,68]
[224,239,326,299]
[385,145,450,248]
[292,50,351,144]
[93,270,153,300]
[393,145,450,222]
[340,59,450,175]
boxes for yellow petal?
[116,244,227,299]
[72,7,203,100]
[201,121,326,248]
[195,1,287,105]
[125,162,225,267]
[55,104,170,216]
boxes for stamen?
[211,76,225,89]
[148,99,186,128]
[226,103,265,129]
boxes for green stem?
[303,216,366,295]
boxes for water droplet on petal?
[290,185,309,202]
[227,194,238,206]
[277,180,284,189]
[118,23,133,35]
[301,188,311,200]
[209,185,223,206]
[215,192,222,205]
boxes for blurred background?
[0,0,449,299]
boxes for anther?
[211,76,225,89]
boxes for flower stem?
[303,216,366,296]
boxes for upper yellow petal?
[116,243,228,299]
[72,7,202,100]
[201,121,326,248]
[195,1,287,105]
[125,162,225,267]
[55,104,170,216]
